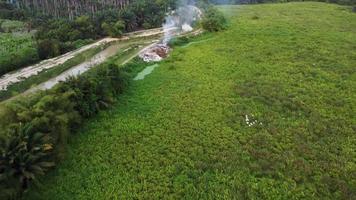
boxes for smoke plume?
[162,0,202,44]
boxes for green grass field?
[25,2,356,199]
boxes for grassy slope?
[26,2,356,199]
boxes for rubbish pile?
[139,44,170,62]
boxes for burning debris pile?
[139,3,202,62]
[139,44,170,62]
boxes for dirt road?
[26,39,159,93]
[0,28,166,91]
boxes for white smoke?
[162,1,202,44]
[182,23,193,32]
[162,13,179,44]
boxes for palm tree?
[0,123,54,198]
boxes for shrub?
[0,37,39,76]
[0,2,26,20]
[37,39,61,59]
[0,124,54,199]
[101,20,125,37]
[201,7,227,32]
[56,63,126,118]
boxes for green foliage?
[73,16,95,40]
[202,6,228,32]
[0,60,130,199]
[21,2,355,199]
[101,22,113,36]
[0,124,54,199]
[57,63,126,118]
[210,0,356,5]
[0,33,39,75]
[34,17,97,59]
[31,0,176,62]
[113,20,126,36]
[0,1,26,20]
[0,19,25,33]
[101,20,125,37]
[37,39,61,59]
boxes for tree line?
[12,0,131,20]
[208,0,355,5]
[33,0,176,59]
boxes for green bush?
[0,33,39,75]
[0,46,39,76]
[101,20,125,37]
[37,39,61,59]
[0,1,26,20]
[57,63,127,118]
[0,19,25,33]
[201,7,227,32]
[0,124,54,199]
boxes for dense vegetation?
[15,2,353,199]
[0,1,26,20]
[11,0,131,19]
[0,57,144,199]
[32,0,179,58]
[201,6,228,31]
[0,1,355,200]
[0,26,166,196]
[0,4,37,76]
[0,19,25,32]
[0,33,39,76]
